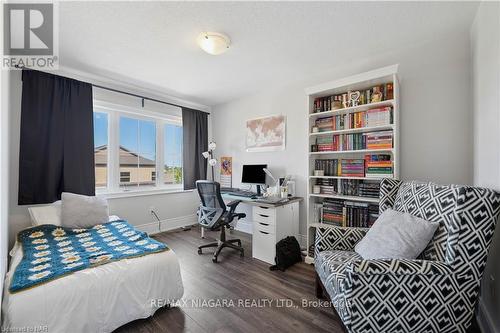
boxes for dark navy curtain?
[182,108,208,190]
[18,70,94,205]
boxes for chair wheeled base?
[197,225,244,263]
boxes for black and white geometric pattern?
[314,226,367,258]
[315,179,500,333]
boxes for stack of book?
[366,107,393,127]
[316,136,335,151]
[321,199,380,228]
[339,179,381,198]
[368,205,380,226]
[365,131,393,150]
[315,117,334,132]
[340,133,365,150]
[359,181,381,198]
[322,199,345,226]
[344,201,371,227]
[340,179,361,196]
[341,159,365,177]
[314,159,340,176]
[316,178,337,195]
[365,154,393,178]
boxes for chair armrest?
[314,225,368,255]
[226,200,242,214]
[346,259,452,276]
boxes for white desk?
[219,195,302,264]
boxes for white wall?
[7,70,206,247]
[471,2,500,332]
[1,59,11,317]
[212,32,473,239]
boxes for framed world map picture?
[246,115,286,152]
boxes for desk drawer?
[253,211,276,225]
[255,221,275,234]
[253,205,276,218]
[252,229,276,265]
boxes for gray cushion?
[61,192,109,228]
[355,208,439,260]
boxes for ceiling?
[59,1,479,106]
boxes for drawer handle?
[259,206,269,209]
[259,214,269,218]
[259,222,269,226]
[259,231,269,235]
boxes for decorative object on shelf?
[314,170,325,177]
[313,185,321,194]
[311,144,318,152]
[349,91,361,107]
[220,156,232,188]
[246,115,286,152]
[202,141,217,181]
[371,86,383,103]
[312,126,319,133]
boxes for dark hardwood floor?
[114,226,344,333]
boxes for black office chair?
[196,180,246,263]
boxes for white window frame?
[93,100,184,196]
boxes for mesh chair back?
[196,181,226,229]
[196,181,226,210]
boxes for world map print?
[246,115,286,152]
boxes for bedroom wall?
[211,32,473,240]
[471,2,500,332]
[6,70,208,247]
[1,58,11,316]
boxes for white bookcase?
[304,65,400,264]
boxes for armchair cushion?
[347,258,452,276]
[354,209,439,260]
[314,226,368,257]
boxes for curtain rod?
[15,65,210,114]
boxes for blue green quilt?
[10,220,168,293]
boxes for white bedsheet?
[1,217,184,333]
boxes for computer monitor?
[242,164,267,195]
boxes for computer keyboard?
[221,188,257,198]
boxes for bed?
[1,213,184,333]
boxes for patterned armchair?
[314,179,500,333]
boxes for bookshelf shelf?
[304,65,400,265]
[309,175,385,180]
[309,125,394,137]
[308,99,394,119]
[309,193,379,203]
[309,149,394,155]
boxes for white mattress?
[1,216,184,333]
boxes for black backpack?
[269,236,302,271]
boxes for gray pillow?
[61,192,109,228]
[355,208,439,260]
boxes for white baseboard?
[476,297,496,333]
[136,214,198,235]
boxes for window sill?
[97,187,193,200]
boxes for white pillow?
[355,209,439,260]
[28,201,62,226]
[61,192,109,228]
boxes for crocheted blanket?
[10,220,168,292]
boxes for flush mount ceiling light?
[197,32,230,55]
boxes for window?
[93,112,108,189]
[164,124,183,185]
[93,106,183,194]
[119,116,156,189]
[120,171,131,183]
